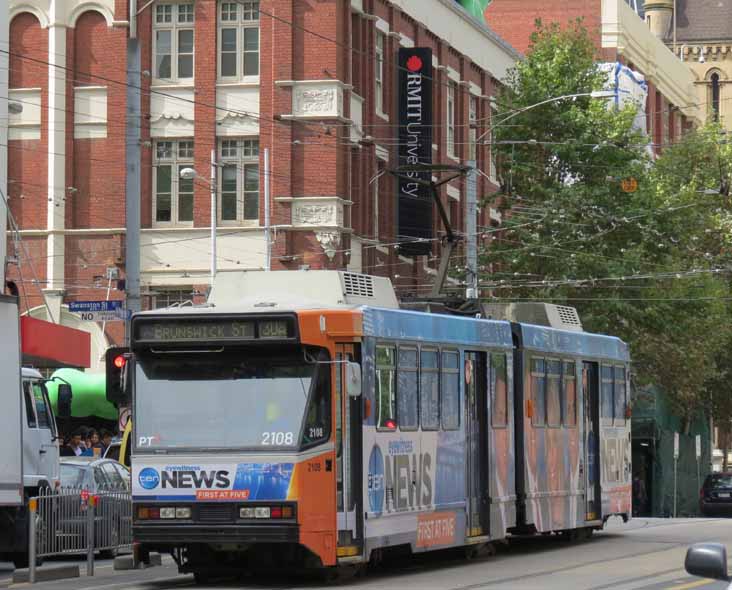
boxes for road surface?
[1,518,729,589]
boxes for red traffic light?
[113,355,126,369]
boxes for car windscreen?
[134,347,329,450]
[60,464,87,489]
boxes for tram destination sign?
[134,317,294,344]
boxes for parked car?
[103,440,121,462]
[700,473,732,516]
[57,457,131,557]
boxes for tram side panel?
[518,349,583,533]
[488,350,517,539]
[361,336,469,557]
[598,363,632,521]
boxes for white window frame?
[153,139,195,227]
[217,1,260,83]
[489,103,498,182]
[375,31,387,120]
[150,286,195,309]
[447,81,457,160]
[218,138,260,225]
[468,95,478,163]
[153,2,195,84]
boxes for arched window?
[711,73,720,122]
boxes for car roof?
[60,457,120,468]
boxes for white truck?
[0,295,61,567]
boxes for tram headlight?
[240,507,256,518]
[160,507,176,519]
[254,507,271,519]
[175,507,192,519]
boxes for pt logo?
[367,445,385,516]
[138,467,160,490]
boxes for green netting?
[46,368,117,420]
[632,386,711,516]
[459,0,491,21]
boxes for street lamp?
[477,90,616,144]
[179,148,217,288]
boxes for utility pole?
[0,2,8,288]
[210,148,217,286]
[465,160,478,300]
[125,0,142,340]
[264,148,271,271]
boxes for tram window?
[441,350,460,430]
[491,353,508,427]
[302,354,331,446]
[376,345,397,430]
[420,349,440,430]
[563,361,577,427]
[531,358,546,426]
[398,347,419,431]
[614,366,626,424]
[601,365,614,421]
[546,360,561,427]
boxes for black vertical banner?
[397,47,433,257]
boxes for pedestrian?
[89,429,104,457]
[633,475,647,516]
[100,430,113,455]
[63,430,85,457]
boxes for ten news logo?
[138,467,161,490]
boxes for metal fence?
[28,487,132,583]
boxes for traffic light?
[105,346,130,405]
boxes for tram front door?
[583,361,601,521]
[336,344,361,549]
[465,351,489,537]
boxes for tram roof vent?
[209,270,399,309]
[481,303,583,332]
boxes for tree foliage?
[480,20,732,425]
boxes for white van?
[21,368,60,491]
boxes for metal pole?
[86,498,95,577]
[264,148,271,271]
[465,160,478,300]
[210,148,217,287]
[673,458,678,518]
[28,498,37,584]
[125,0,142,341]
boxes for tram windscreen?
[134,347,330,450]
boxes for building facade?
[646,0,732,130]
[4,0,519,363]
[484,0,702,150]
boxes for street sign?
[118,407,131,434]
[620,177,638,193]
[696,434,701,459]
[69,300,123,313]
[674,432,680,459]
[69,300,125,322]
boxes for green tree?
[481,20,732,426]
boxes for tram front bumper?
[133,522,300,545]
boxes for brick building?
[483,0,702,150]
[3,0,519,364]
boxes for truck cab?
[21,368,60,492]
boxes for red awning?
[21,316,91,369]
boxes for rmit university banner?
[397,47,433,256]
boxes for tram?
[128,271,630,580]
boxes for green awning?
[46,368,117,420]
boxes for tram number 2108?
[261,432,295,445]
